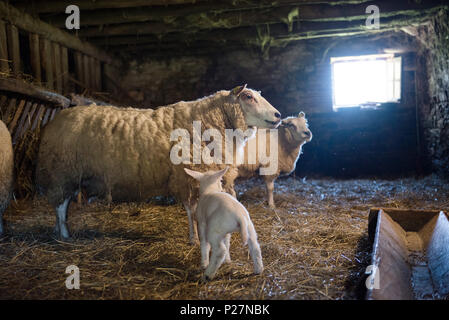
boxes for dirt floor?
[0,175,448,300]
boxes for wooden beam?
[15,0,210,12]
[74,51,84,90]
[29,33,41,84]
[61,46,69,94]
[19,0,377,14]
[0,1,119,66]
[94,59,101,91]
[89,56,96,90]
[83,54,90,90]
[53,42,62,93]
[7,24,21,76]
[90,12,433,47]
[40,38,53,90]
[0,77,71,108]
[42,0,445,27]
[0,20,8,73]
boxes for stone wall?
[118,31,422,178]
[416,9,449,177]
[119,31,418,116]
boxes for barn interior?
[0,0,448,300]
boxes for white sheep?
[224,112,312,208]
[36,85,281,241]
[184,167,263,280]
[0,120,13,237]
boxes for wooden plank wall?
[0,18,104,94]
[0,15,109,197]
[0,94,59,197]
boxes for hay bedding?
[0,175,448,300]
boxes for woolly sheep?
[184,167,263,280]
[224,112,312,208]
[36,85,281,241]
[0,120,13,237]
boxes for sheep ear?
[184,168,203,180]
[231,84,247,97]
[298,111,305,118]
[211,167,229,180]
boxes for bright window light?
[331,54,401,110]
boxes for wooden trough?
[366,208,449,300]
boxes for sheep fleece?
[36,91,248,206]
[0,120,13,214]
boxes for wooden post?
[40,38,54,90]
[20,102,38,135]
[83,54,90,90]
[94,59,102,91]
[61,46,69,94]
[12,100,32,144]
[29,33,41,84]
[74,51,84,91]
[0,20,8,73]
[9,99,26,132]
[31,105,45,130]
[6,24,21,76]
[53,42,62,93]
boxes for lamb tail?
[239,215,249,246]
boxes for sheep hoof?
[202,274,212,282]
[268,204,276,210]
[254,267,264,275]
[190,237,200,246]
[201,262,209,270]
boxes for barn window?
[331,54,401,110]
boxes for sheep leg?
[199,223,210,269]
[247,222,264,274]
[224,233,231,263]
[55,198,71,240]
[204,236,226,280]
[184,202,199,245]
[265,177,276,209]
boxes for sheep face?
[282,112,312,142]
[231,85,281,129]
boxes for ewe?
[224,112,312,208]
[36,86,281,241]
[184,167,263,280]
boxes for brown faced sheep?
[0,120,13,237]
[36,85,281,241]
[224,112,312,208]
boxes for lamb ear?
[298,111,305,118]
[211,167,229,180]
[184,168,203,181]
[231,84,247,97]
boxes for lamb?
[184,167,263,280]
[36,85,281,241]
[224,112,312,208]
[0,120,13,237]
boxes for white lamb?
[184,167,263,280]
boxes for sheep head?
[184,167,229,195]
[230,85,281,129]
[282,112,312,143]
